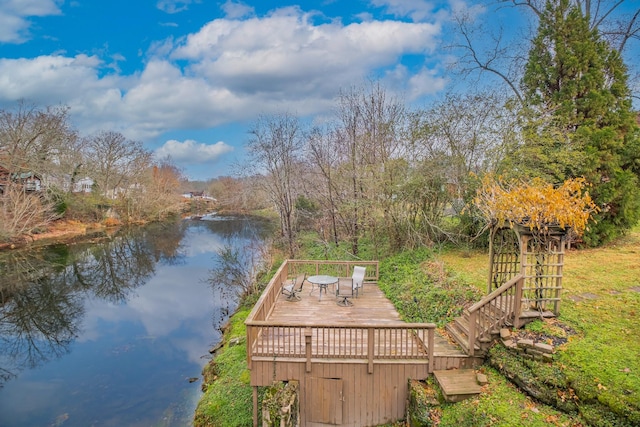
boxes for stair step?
[520,309,555,318]
[454,316,469,334]
[445,322,480,353]
[433,369,482,403]
[456,314,501,338]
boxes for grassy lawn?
[435,226,640,426]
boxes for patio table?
[307,275,338,301]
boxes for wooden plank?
[433,369,482,402]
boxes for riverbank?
[0,219,118,251]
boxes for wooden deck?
[245,260,482,427]
[264,281,466,359]
[270,280,402,324]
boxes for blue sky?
[0,1,638,180]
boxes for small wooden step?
[433,369,483,402]
[520,309,555,319]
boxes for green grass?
[378,247,483,326]
[432,225,640,426]
[438,366,581,427]
[193,308,254,427]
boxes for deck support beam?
[253,386,258,427]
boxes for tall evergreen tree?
[517,0,640,245]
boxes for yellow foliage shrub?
[473,175,598,236]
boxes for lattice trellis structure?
[487,227,521,291]
[488,225,567,317]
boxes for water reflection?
[0,215,270,426]
[0,223,188,384]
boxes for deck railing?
[246,321,435,374]
[467,274,524,355]
[286,259,380,283]
[245,260,435,373]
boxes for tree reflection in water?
[0,221,187,388]
[201,215,274,333]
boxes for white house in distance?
[73,177,94,193]
[182,191,216,201]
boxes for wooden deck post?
[427,328,434,373]
[246,325,253,369]
[488,226,495,293]
[253,386,258,427]
[467,311,476,357]
[368,327,375,374]
[305,327,312,373]
[513,276,524,329]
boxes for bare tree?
[124,158,184,221]
[449,0,639,103]
[0,184,61,242]
[0,102,74,240]
[332,81,406,256]
[0,102,76,175]
[246,113,305,257]
[207,237,270,297]
[83,130,152,198]
[449,11,527,104]
[307,125,342,247]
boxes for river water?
[0,215,270,427]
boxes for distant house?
[0,170,44,193]
[73,177,94,193]
[182,191,216,201]
[14,171,42,192]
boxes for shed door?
[306,377,343,425]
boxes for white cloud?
[0,54,116,103]
[156,0,199,14]
[0,6,446,145]
[0,0,62,43]
[172,10,440,100]
[369,0,439,22]
[221,0,255,19]
[448,0,485,20]
[406,67,448,98]
[155,139,234,165]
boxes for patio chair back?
[282,273,306,301]
[336,276,354,306]
[352,266,366,296]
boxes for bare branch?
[449,13,524,104]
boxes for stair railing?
[466,274,524,355]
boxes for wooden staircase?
[444,274,555,356]
[445,308,495,356]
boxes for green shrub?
[378,248,482,326]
